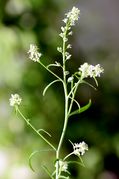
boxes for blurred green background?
[0,0,119,179]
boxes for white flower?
[67,44,72,49]
[28,44,42,62]
[94,64,104,77]
[65,7,80,26]
[68,31,73,36]
[57,47,62,53]
[64,71,69,75]
[62,18,68,24]
[67,76,74,83]
[59,160,68,172]
[9,94,22,107]
[65,52,71,60]
[73,141,88,156]
[78,63,104,79]
[55,61,61,67]
[78,63,91,78]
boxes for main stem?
[56,28,69,179]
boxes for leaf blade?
[43,79,60,96]
[29,150,39,172]
[69,99,91,117]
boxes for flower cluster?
[58,7,80,62]
[59,160,68,172]
[73,141,88,156]
[59,7,80,38]
[78,63,104,79]
[9,94,22,107]
[28,44,42,62]
[64,6,80,26]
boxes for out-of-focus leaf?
[29,150,39,172]
[67,160,85,167]
[42,165,54,179]
[29,149,54,172]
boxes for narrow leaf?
[29,149,54,172]
[67,160,85,167]
[38,129,51,137]
[59,176,69,179]
[79,99,91,113]
[43,79,60,96]
[82,80,97,90]
[29,150,39,172]
[69,99,91,117]
[42,165,54,179]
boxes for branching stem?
[16,107,56,151]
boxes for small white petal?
[63,18,68,23]
[67,76,74,83]
[73,141,88,156]
[28,44,42,62]
[78,63,104,79]
[57,47,62,53]
[65,7,80,26]
[67,44,72,49]
[59,160,68,172]
[9,94,22,107]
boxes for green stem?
[57,96,68,156]
[56,24,69,179]
[68,80,82,115]
[63,152,74,161]
[39,61,63,83]
[42,165,54,179]
[16,107,56,151]
[68,80,81,98]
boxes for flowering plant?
[9,7,104,179]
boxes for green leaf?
[67,160,85,167]
[37,129,51,137]
[43,79,60,96]
[69,99,91,117]
[29,150,39,172]
[29,149,54,172]
[82,80,97,90]
[42,165,54,179]
[59,176,69,179]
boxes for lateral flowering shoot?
[67,76,74,83]
[60,6,80,38]
[58,7,80,63]
[78,63,104,79]
[73,141,88,156]
[9,94,22,107]
[28,44,42,62]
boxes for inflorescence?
[9,6,104,179]
[73,141,88,156]
[9,94,22,107]
[27,44,42,62]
